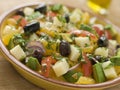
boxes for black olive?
[24,22,40,33]
[33,49,43,63]
[116,44,120,49]
[97,35,108,47]
[34,4,47,14]
[64,14,70,23]
[59,40,71,57]
[16,10,25,16]
[26,41,45,63]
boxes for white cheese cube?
[69,45,81,61]
[53,17,62,27]
[23,7,34,16]
[52,59,69,77]
[75,37,90,48]
[70,9,82,23]
[102,61,117,80]
[10,45,26,60]
[94,47,108,57]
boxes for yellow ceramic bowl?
[1,2,120,90]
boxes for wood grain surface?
[0,0,120,90]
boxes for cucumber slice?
[80,24,93,32]
[110,56,120,66]
[7,38,14,50]
[93,63,106,83]
[63,70,82,83]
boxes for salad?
[2,3,120,84]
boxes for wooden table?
[0,0,120,90]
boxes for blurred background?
[0,0,120,90]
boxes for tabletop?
[0,0,120,90]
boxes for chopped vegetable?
[82,53,92,77]
[13,15,27,27]
[110,56,120,66]
[23,7,34,16]
[52,58,69,77]
[8,34,26,50]
[93,24,104,37]
[102,61,117,80]
[10,45,26,60]
[70,8,82,23]
[94,47,108,57]
[75,37,90,48]
[69,45,81,62]
[23,21,40,33]
[51,4,63,12]
[70,30,98,42]
[41,56,56,77]
[104,24,117,38]
[63,70,82,83]
[93,63,106,83]
[26,57,41,71]
[76,76,95,84]
[26,12,42,21]
[80,24,93,32]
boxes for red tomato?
[13,15,27,27]
[41,56,56,77]
[105,30,112,39]
[70,30,98,42]
[81,52,92,77]
[93,25,104,37]
[46,11,57,18]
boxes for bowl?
[0,2,120,90]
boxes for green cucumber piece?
[104,24,117,37]
[110,56,120,66]
[51,4,63,12]
[80,24,93,32]
[63,70,82,83]
[7,38,14,50]
[26,57,40,71]
[93,63,106,83]
[80,24,96,34]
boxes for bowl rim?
[0,2,120,89]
